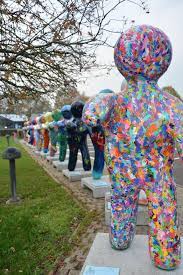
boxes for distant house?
[0,114,27,129]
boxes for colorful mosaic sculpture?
[57,105,72,162]
[83,25,183,270]
[67,101,91,171]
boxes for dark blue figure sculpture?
[90,89,114,179]
[57,105,72,162]
[66,101,91,171]
[28,126,34,145]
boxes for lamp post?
[2,147,21,204]
[6,134,10,146]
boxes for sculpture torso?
[67,118,89,145]
[103,84,182,166]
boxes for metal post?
[6,135,10,146]
[2,147,21,204]
[9,159,17,201]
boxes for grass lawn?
[0,137,91,275]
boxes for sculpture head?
[114,25,172,82]
[99,89,114,94]
[71,101,84,118]
[61,105,72,120]
[52,109,62,122]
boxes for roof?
[0,114,27,122]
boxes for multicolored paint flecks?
[114,24,172,82]
[83,25,183,270]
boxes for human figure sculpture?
[28,126,34,145]
[83,25,183,270]
[67,101,91,171]
[90,89,114,179]
[57,105,72,162]
[48,122,58,157]
[42,126,50,153]
[34,126,42,151]
[41,113,52,153]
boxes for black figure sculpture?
[66,101,91,171]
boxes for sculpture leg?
[80,143,91,171]
[50,144,57,157]
[44,131,49,153]
[147,178,181,270]
[110,175,139,250]
[68,144,78,171]
[92,145,104,179]
[59,135,67,162]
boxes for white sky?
[78,0,183,97]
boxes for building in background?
[0,114,27,129]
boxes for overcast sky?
[78,0,183,97]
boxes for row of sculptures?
[24,25,182,270]
[23,91,112,179]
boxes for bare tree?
[162,86,183,102]
[0,0,148,100]
[0,95,52,116]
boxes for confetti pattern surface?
[83,25,183,270]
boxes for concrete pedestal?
[81,176,111,198]
[63,168,92,182]
[34,150,41,156]
[40,152,49,159]
[28,144,34,149]
[89,150,95,157]
[52,159,83,171]
[81,233,183,275]
[52,154,69,165]
[105,192,148,226]
[87,147,93,151]
[46,154,59,163]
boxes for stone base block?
[81,233,183,275]
[40,152,49,159]
[89,150,95,157]
[34,150,41,156]
[46,154,59,163]
[53,159,83,171]
[88,147,93,151]
[63,168,92,182]
[105,192,148,226]
[27,144,34,148]
[81,176,111,198]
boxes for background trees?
[0,0,148,102]
[162,86,183,102]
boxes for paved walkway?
[20,141,183,275]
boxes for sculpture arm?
[82,93,116,127]
[173,99,183,160]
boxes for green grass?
[0,137,90,275]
